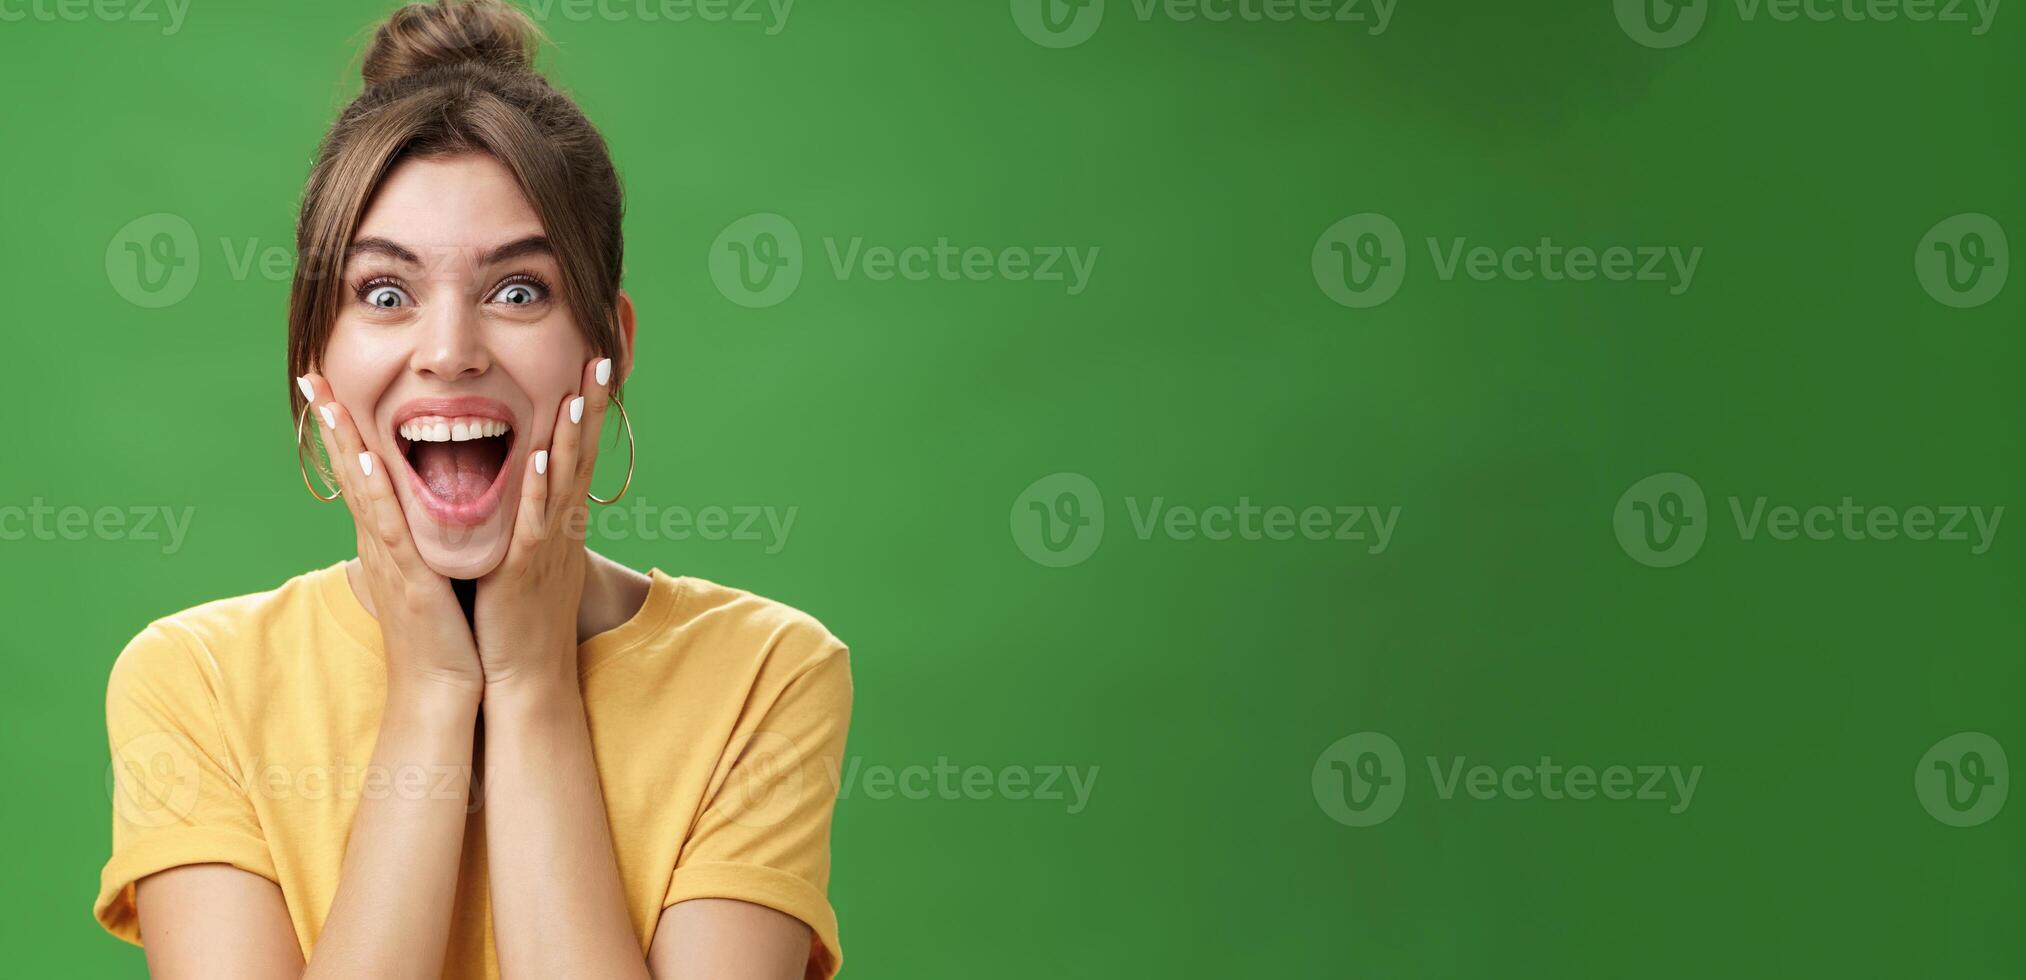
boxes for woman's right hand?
[300,375,483,701]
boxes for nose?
[409,302,490,381]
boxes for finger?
[301,374,428,570]
[502,446,551,571]
[352,445,438,565]
[539,371,588,520]
[543,357,612,518]
[542,389,580,519]
[573,356,613,491]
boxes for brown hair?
[286,0,624,421]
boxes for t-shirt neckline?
[310,559,683,675]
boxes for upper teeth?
[399,416,512,442]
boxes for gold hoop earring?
[588,395,636,505]
[296,402,342,502]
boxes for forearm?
[482,665,649,979]
[305,682,478,980]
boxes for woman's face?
[320,152,602,580]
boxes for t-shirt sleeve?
[663,642,852,980]
[94,620,276,944]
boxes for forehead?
[354,152,544,251]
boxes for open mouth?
[393,404,516,527]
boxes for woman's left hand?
[473,356,614,692]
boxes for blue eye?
[362,283,411,309]
[492,279,547,306]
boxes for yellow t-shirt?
[96,561,851,978]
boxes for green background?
[3,0,2022,975]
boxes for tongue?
[411,441,501,501]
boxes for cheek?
[497,333,593,422]
[320,325,409,429]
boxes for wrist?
[381,673,481,731]
[382,642,486,711]
[482,660,582,720]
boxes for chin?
[410,519,512,580]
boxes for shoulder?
[672,579,846,668]
[107,566,332,699]
[632,574,851,715]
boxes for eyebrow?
[345,236,420,264]
[478,235,554,266]
[342,235,554,267]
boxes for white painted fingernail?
[535,450,549,475]
[297,376,315,402]
[570,396,584,424]
[359,453,374,477]
[319,405,336,430]
[595,358,612,386]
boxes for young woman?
[92,2,851,977]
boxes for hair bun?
[362,0,539,89]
